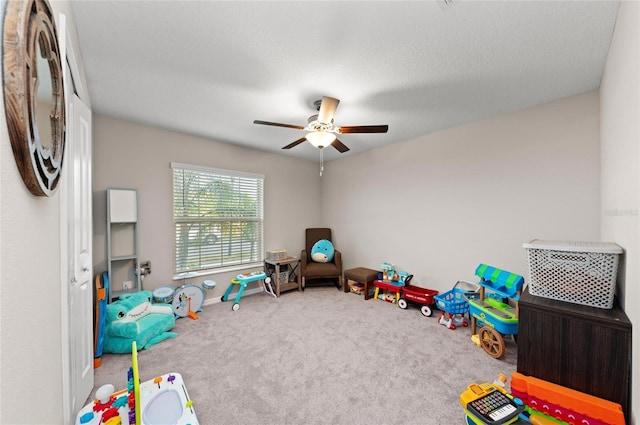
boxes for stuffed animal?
[311,239,335,262]
[103,290,177,354]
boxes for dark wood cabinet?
[517,287,631,422]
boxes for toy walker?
[434,280,479,330]
[467,264,524,359]
[221,271,271,311]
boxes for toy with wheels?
[397,275,439,317]
[434,280,479,330]
[468,264,524,359]
[221,271,269,311]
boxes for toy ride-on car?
[397,276,439,317]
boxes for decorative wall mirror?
[3,0,66,196]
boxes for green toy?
[103,290,177,354]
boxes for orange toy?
[510,372,625,425]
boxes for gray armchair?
[300,228,343,289]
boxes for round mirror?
[36,32,56,160]
[3,0,66,197]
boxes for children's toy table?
[373,279,404,302]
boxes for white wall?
[0,0,89,423]
[91,115,322,301]
[0,127,63,422]
[600,1,639,423]
[322,92,601,291]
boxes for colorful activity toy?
[380,262,396,282]
[374,264,414,303]
[460,378,525,425]
[461,372,626,425]
[468,264,524,359]
[76,341,199,425]
[221,270,271,311]
[510,372,625,425]
[374,279,404,303]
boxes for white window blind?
[172,163,264,274]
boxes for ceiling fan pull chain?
[320,148,324,177]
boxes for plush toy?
[103,290,177,354]
[311,239,335,263]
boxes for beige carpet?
[88,285,517,424]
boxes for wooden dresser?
[517,286,632,422]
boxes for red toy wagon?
[397,276,439,317]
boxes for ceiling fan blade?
[317,96,340,124]
[331,138,350,153]
[254,120,305,130]
[282,137,307,150]
[337,125,389,134]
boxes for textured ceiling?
[70,1,620,162]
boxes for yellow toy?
[460,378,524,425]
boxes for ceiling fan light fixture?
[306,131,336,148]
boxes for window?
[172,163,264,274]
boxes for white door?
[59,13,94,423]
[68,93,94,417]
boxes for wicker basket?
[523,240,622,309]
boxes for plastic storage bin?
[522,240,623,309]
[266,250,288,261]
